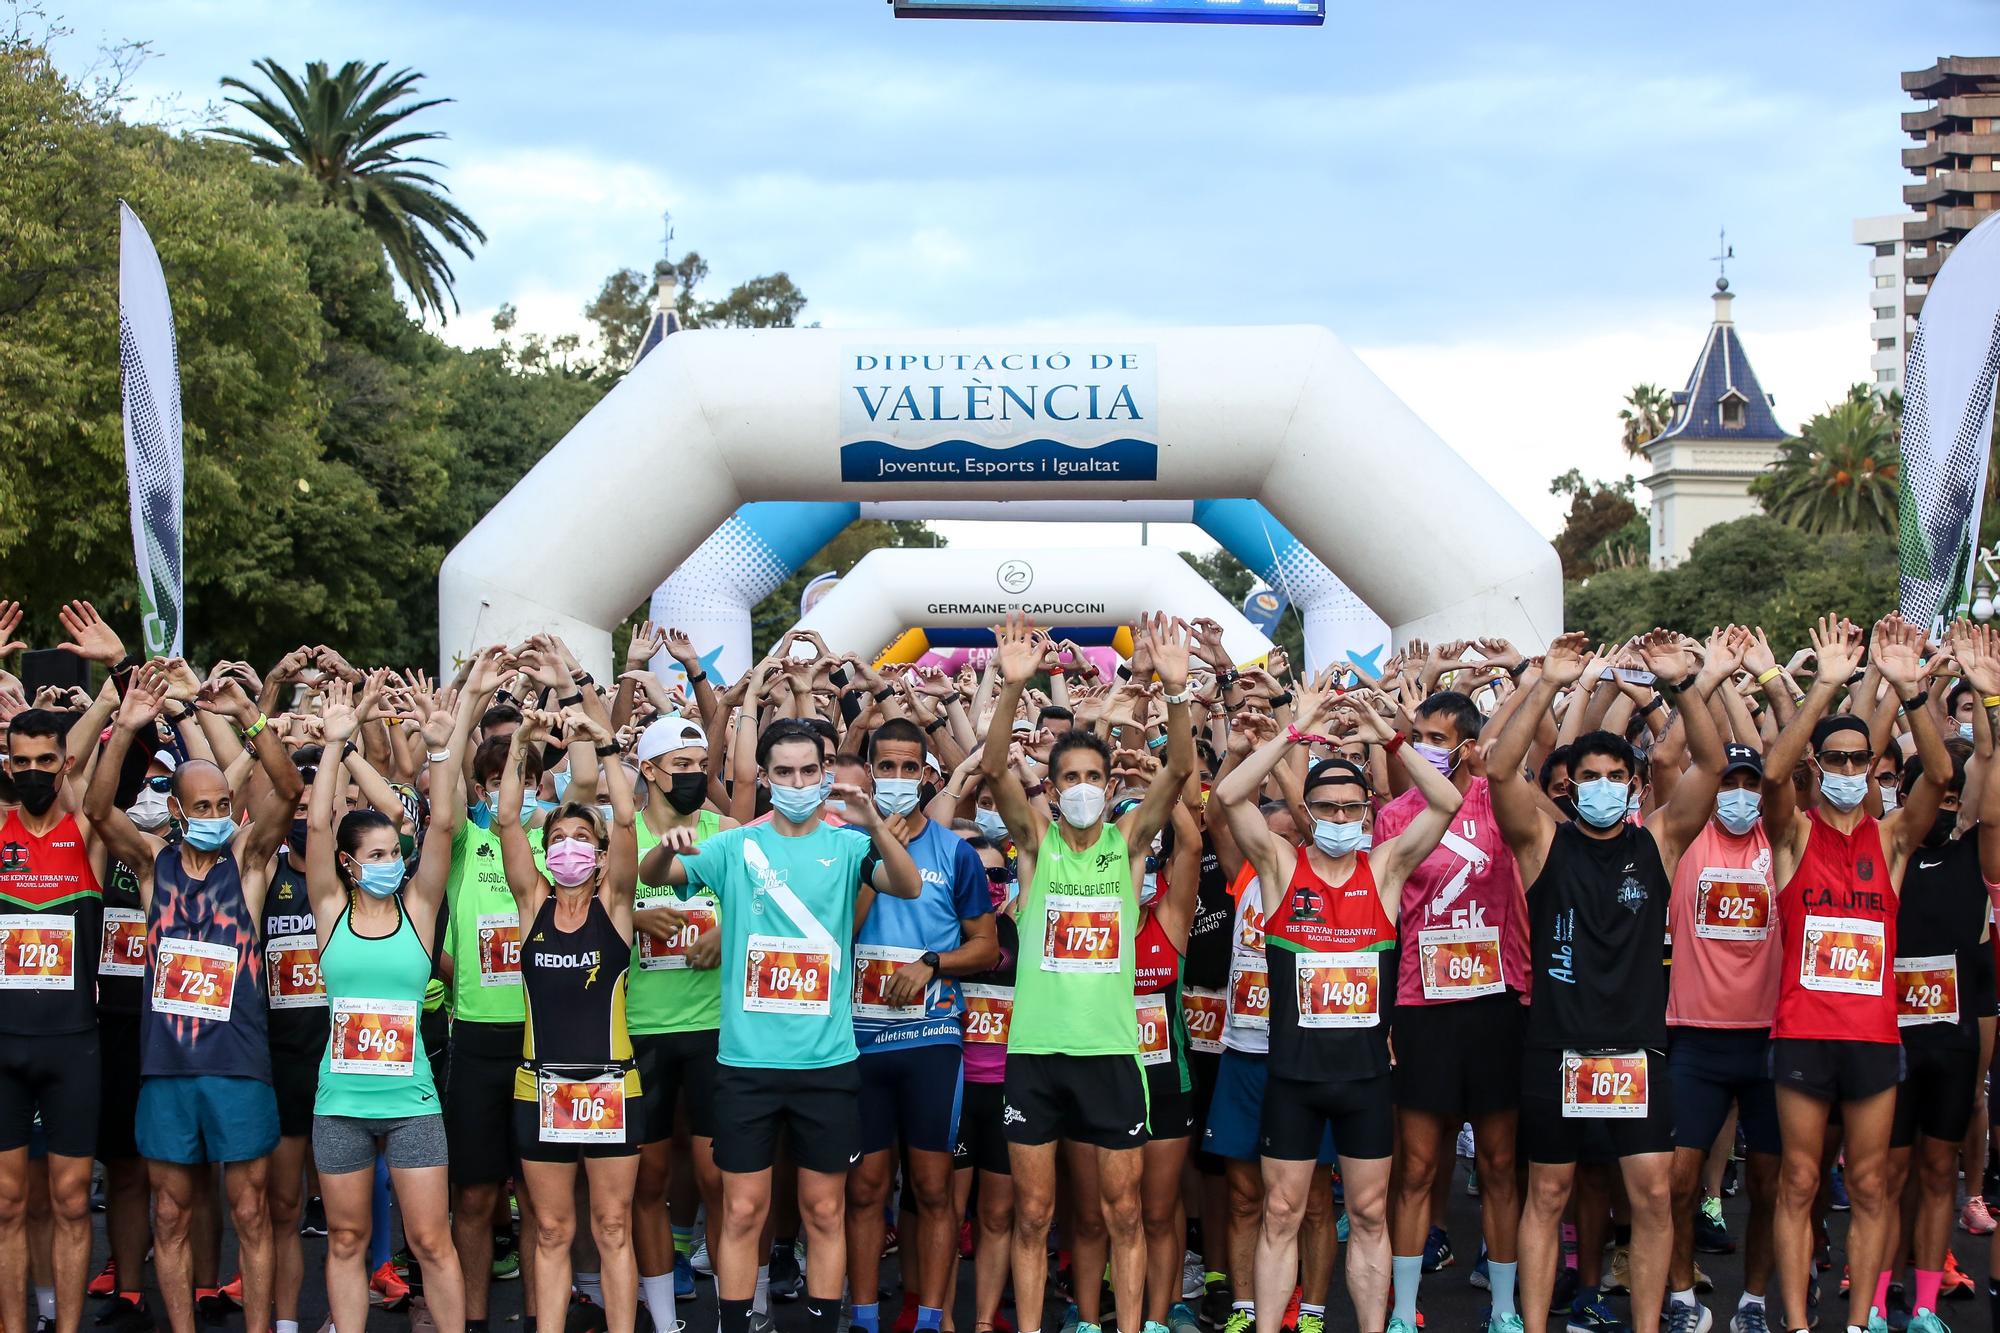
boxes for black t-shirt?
[1183,834,1234,990]
[96,859,146,1016]
[1896,832,1993,1051]
[1525,822,1670,1052]
[264,847,330,1054]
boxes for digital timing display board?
[893,0,1324,24]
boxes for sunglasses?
[984,866,1013,885]
[145,775,172,793]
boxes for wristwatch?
[919,950,941,971]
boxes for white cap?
[636,716,707,762]
[150,749,179,773]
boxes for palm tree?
[1618,383,1676,457]
[209,59,485,320]
[1750,388,1899,535]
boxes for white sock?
[753,1264,772,1315]
[641,1271,677,1330]
[1672,1289,1696,1309]
[277,1321,301,1333]
[574,1271,604,1304]
[35,1288,54,1321]
[1739,1293,1765,1311]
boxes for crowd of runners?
[1,597,1996,1333]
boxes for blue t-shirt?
[853,821,992,1054]
[682,821,874,1070]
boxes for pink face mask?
[546,837,601,888]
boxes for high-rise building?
[1902,57,2000,320]
[1641,280,1789,569]
[1852,214,1908,393]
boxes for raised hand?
[1702,626,1749,680]
[320,679,362,743]
[195,675,258,728]
[560,705,610,747]
[1741,627,1779,677]
[1111,746,1161,787]
[56,600,124,664]
[1540,631,1594,688]
[313,645,363,684]
[660,626,699,669]
[626,620,667,670]
[1334,688,1398,744]
[1289,668,1342,731]
[0,601,24,657]
[1635,628,1698,684]
[1869,615,1924,692]
[160,657,203,703]
[992,610,1043,685]
[1142,613,1193,692]
[1187,617,1229,671]
[1475,637,1524,670]
[419,689,460,750]
[1809,615,1866,684]
[118,662,170,730]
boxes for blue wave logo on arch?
[840,437,1157,482]
[840,341,1159,484]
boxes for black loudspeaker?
[18,649,88,697]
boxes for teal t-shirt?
[682,820,874,1070]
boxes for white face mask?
[1058,782,1107,829]
[128,787,171,831]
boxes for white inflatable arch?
[439,325,1563,677]
[793,546,1275,668]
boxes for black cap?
[1722,743,1764,779]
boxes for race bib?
[1562,1050,1649,1119]
[1294,951,1380,1029]
[150,937,238,1020]
[1800,915,1886,995]
[99,907,147,978]
[1228,962,1270,1031]
[1135,992,1173,1066]
[1182,986,1225,1054]
[853,944,927,1020]
[265,933,326,1010]
[1417,926,1503,1000]
[537,1068,627,1143]
[0,914,75,990]
[638,897,717,971]
[1895,954,1959,1027]
[744,934,834,1014]
[329,997,417,1077]
[1694,869,1771,941]
[477,913,522,987]
[962,982,1013,1046]
[1041,894,1121,973]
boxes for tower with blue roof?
[1640,277,1791,568]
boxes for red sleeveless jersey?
[1774,811,1897,1044]
[1134,908,1181,994]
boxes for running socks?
[721,1297,753,1333]
[1391,1255,1423,1327]
[853,1302,881,1333]
[1671,1289,1697,1309]
[641,1271,678,1331]
[1913,1269,1942,1314]
[673,1225,695,1259]
[1872,1274,1891,1318]
[805,1295,842,1333]
[1488,1260,1518,1320]
[753,1265,771,1314]
[917,1307,944,1331]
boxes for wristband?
[1755,666,1784,686]
[924,717,948,733]
[1384,732,1406,756]
[828,668,849,687]
[874,687,895,704]
[1116,664,1132,681]
[1902,688,1930,710]
[1983,695,2000,710]
[1269,691,1294,709]
[426,749,452,764]
[685,670,708,686]
[573,672,594,688]
[1162,687,1193,706]
[594,742,620,757]
[1507,661,1529,679]
[558,691,584,707]
[238,713,268,741]
[1641,696,1665,717]
[1024,780,1047,796]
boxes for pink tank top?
[1375,777,1530,1008]
[1666,819,1780,1028]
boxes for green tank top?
[444,822,526,1025]
[628,809,723,1036]
[315,899,439,1119]
[1010,821,1140,1057]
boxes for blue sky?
[60,0,1989,544]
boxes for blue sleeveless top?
[141,844,271,1082]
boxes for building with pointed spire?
[1640,279,1790,569]
[628,258,684,370]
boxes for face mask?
[128,786,171,831]
[595,804,615,824]
[1553,794,1579,821]
[9,770,57,817]
[1878,785,1899,813]
[875,777,921,817]
[770,781,826,823]
[1312,818,1369,857]
[1926,811,1957,847]
[1139,868,1159,907]
[181,814,238,851]
[1574,778,1631,829]
[1410,741,1460,777]
[1358,832,1374,852]
[1958,722,1975,744]
[1058,782,1107,829]
[1626,790,1645,819]
[552,770,572,803]
[288,817,310,854]
[353,856,406,898]
[820,774,834,799]
[1715,789,1762,836]
[545,837,601,888]
[974,808,1009,842]
[662,772,708,815]
[1818,771,1868,812]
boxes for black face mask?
[11,770,59,817]
[1926,811,1958,848]
[1553,794,1579,822]
[662,772,708,816]
[287,818,310,855]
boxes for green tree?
[208,59,485,320]
[1549,470,1646,580]
[585,250,812,376]
[1618,383,1675,457]
[1178,549,1305,670]
[747,521,942,659]
[1750,385,1898,535]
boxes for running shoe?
[1200,1282,1235,1329]
[1959,1196,1996,1236]
[1865,1309,1887,1333]
[1696,1193,1735,1255]
[1336,1212,1350,1244]
[1169,1304,1202,1333]
[1903,1311,1949,1333]
[894,1291,920,1333]
[371,1260,411,1310]
[883,1223,900,1256]
[1487,1317,1525,1333]
[1059,1305,1083,1333]
[1219,1309,1255,1333]
[1665,1302,1713,1333]
[1184,1252,1207,1300]
[1830,1165,1851,1212]
[1840,1267,1852,1297]
[769,1240,804,1302]
[1941,1251,1975,1299]
[492,1232,521,1282]
[301,1195,329,1237]
[1142,1322,1170,1333]
[1468,1168,1481,1198]
[1549,1267,1580,1315]
[691,1240,713,1277]
[1297,1314,1323,1333]
[1606,1244,1631,1295]
[1728,1302,1769,1333]
[215,1276,243,1308]
[88,1261,118,1299]
[1721,1159,1740,1199]
[1421,1226,1453,1273]
[36,1318,52,1333]
[91,1294,150,1330]
[1387,1320,1417,1333]
[195,1286,233,1326]
[1470,1253,1490,1291]
[674,1254,695,1300]
[1567,1291,1630,1333]
[1457,1124,1476,1158]
[1807,1276,1820,1329]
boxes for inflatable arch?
[647,498,1384,684]
[792,545,1276,669]
[439,325,1563,679]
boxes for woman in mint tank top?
[307,680,466,1333]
